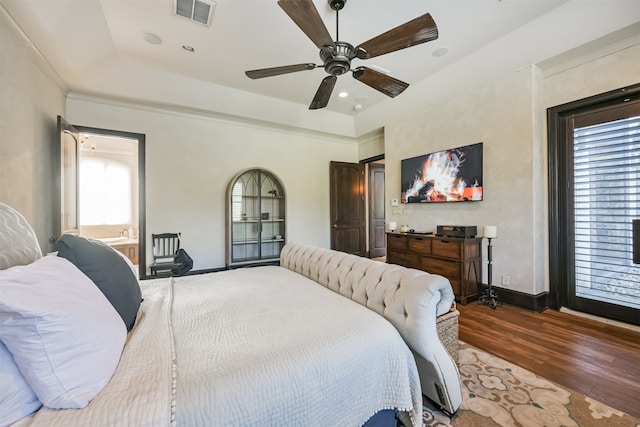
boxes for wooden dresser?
[386,232,482,304]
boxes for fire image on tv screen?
[401,142,483,203]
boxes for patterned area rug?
[423,343,640,427]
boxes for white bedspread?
[28,266,422,427]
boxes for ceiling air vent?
[174,0,215,26]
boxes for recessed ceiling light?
[338,91,348,98]
[432,46,450,57]
[141,31,162,45]
[182,45,195,52]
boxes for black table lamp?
[478,225,502,309]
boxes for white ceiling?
[2,0,639,137]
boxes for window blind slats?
[573,114,640,310]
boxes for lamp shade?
[483,225,497,239]
[389,221,398,232]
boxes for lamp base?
[478,285,502,310]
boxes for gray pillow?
[55,234,141,331]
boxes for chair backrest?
[152,233,180,260]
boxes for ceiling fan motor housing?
[320,42,355,75]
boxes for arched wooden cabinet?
[226,169,286,267]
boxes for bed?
[0,202,461,427]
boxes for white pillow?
[0,256,127,409]
[0,340,41,426]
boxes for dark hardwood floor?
[457,303,640,419]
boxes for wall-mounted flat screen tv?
[401,142,483,203]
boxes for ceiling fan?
[245,0,439,110]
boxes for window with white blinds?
[573,115,640,309]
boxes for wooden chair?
[150,233,182,278]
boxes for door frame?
[363,155,385,258]
[547,83,640,324]
[73,125,148,279]
[55,116,80,241]
[329,156,386,258]
[329,161,366,256]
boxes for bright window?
[79,158,132,225]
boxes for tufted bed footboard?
[280,242,463,415]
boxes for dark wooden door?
[368,163,386,258]
[330,161,365,256]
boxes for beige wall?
[0,7,66,253]
[357,129,384,161]
[385,68,539,293]
[384,40,639,296]
[66,95,358,270]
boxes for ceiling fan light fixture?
[320,42,356,76]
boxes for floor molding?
[479,285,549,312]
[560,307,640,332]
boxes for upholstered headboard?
[0,202,42,270]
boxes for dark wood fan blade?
[355,13,438,59]
[278,0,334,49]
[245,63,317,79]
[352,67,408,98]
[309,75,337,110]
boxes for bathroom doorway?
[56,117,146,278]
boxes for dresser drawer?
[388,250,420,269]
[432,239,462,259]
[421,257,461,294]
[408,236,431,254]
[421,257,461,280]
[387,233,408,251]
